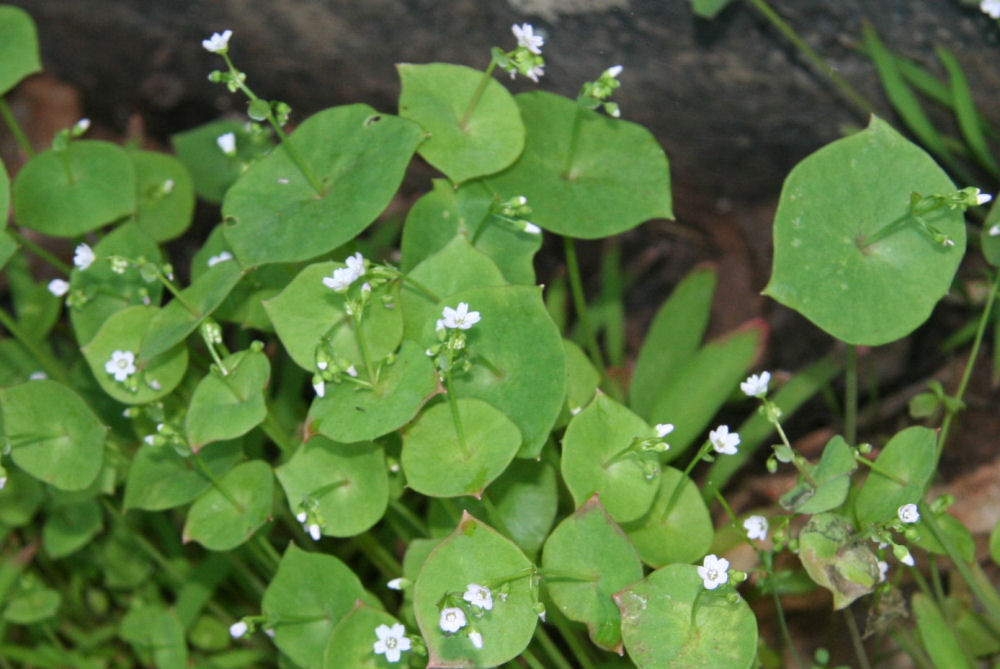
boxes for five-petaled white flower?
[709,425,740,455]
[48,278,70,297]
[697,554,730,590]
[512,23,544,54]
[229,621,248,638]
[105,350,137,382]
[740,371,771,398]
[655,423,674,438]
[322,253,366,293]
[463,584,493,611]
[217,132,237,156]
[743,515,769,541]
[441,302,481,330]
[982,0,1000,19]
[439,607,467,633]
[469,630,484,650]
[897,503,920,524]
[207,251,233,267]
[373,623,411,663]
[202,29,233,53]
[74,243,96,270]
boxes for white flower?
[709,425,740,455]
[307,523,322,541]
[344,252,365,278]
[346,365,358,378]
[295,511,307,523]
[878,560,889,583]
[0,476,6,491]
[439,607,467,633]
[207,251,233,267]
[373,623,411,663]
[217,132,237,156]
[975,189,993,205]
[570,406,583,415]
[463,584,493,611]
[900,549,915,567]
[512,23,544,54]
[982,0,1000,19]
[655,423,674,438]
[75,118,91,133]
[74,243,96,270]
[387,577,406,591]
[441,302,481,330]
[29,371,47,380]
[322,267,356,292]
[743,515,768,541]
[898,503,920,524]
[105,350,137,382]
[47,279,70,297]
[697,554,730,590]
[202,29,233,53]
[143,435,155,445]
[469,630,483,649]
[523,222,542,234]
[229,621,248,638]
[605,65,623,78]
[740,371,771,398]
[524,65,545,83]
[990,224,1000,237]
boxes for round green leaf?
[80,305,188,404]
[403,397,521,498]
[486,91,673,239]
[182,460,273,551]
[0,6,42,95]
[308,339,437,443]
[43,499,102,559]
[779,434,857,514]
[223,105,424,266]
[622,467,713,568]
[276,436,389,538]
[398,63,524,184]
[561,395,661,523]
[263,260,402,372]
[13,141,136,237]
[542,495,643,652]
[0,380,106,491]
[855,426,936,527]
[122,438,243,511]
[69,221,165,345]
[400,179,541,285]
[324,603,414,669]
[414,512,538,667]
[130,149,195,241]
[616,564,758,669]
[185,349,270,451]
[798,513,880,610]
[3,587,60,625]
[764,116,965,345]
[263,544,375,669]
[435,285,565,458]
[171,120,274,203]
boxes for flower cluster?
[578,65,624,118]
[434,583,495,651]
[493,23,546,83]
[490,195,541,234]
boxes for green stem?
[0,307,71,384]
[254,534,282,572]
[540,617,591,669]
[352,532,403,577]
[394,270,440,303]
[388,497,429,537]
[744,0,876,117]
[853,454,910,486]
[0,98,33,156]
[6,229,72,274]
[191,451,243,511]
[261,406,297,455]
[444,369,470,457]
[563,236,607,373]
[929,556,947,605]
[459,60,498,129]
[518,648,547,669]
[771,587,805,668]
[351,314,377,384]
[153,265,201,317]
[938,269,1000,457]
[843,607,872,669]
[664,443,710,517]
[689,587,704,628]
[561,107,584,179]
[844,344,858,445]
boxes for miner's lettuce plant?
[2,4,1000,668]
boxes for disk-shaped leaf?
[399,236,507,340]
[798,513,880,610]
[324,603,414,669]
[398,63,524,184]
[223,105,424,266]
[263,544,375,669]
[123,439,242,511]
[119,603,187,669]
[436,285,565,458]
[309,340,437,442]
[171,120,274,203]
[780,435,856,514]
[542,496,643,652]
[80,305,188,404]
[401,179,541,285]
[43,499,102,558]
[130,150,195,241]
[69,221,164,345]
[403,398,521,498]
[139,258,243,360]
[764,116,965,345]
[263,260,402,372]
[3,587,60,625]
[186,349,270,451]
[486,91,673,238]
[561,395,661,523]
[13,141,136,237]
[276,436,389,537]
[0,380,105,491]
[182,460,273,551]
[0,6,41,95]
[414,512,537,667]
[855,426,935,526]
[622,467,713,568]
[616,564,757,669]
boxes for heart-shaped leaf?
[854,426,935,527]
[130,149,195,242]
[182,460,273,551]
[185,349,270,451]
[622,467,713,568]
[780,434,857,514]
[123,438,243,511]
